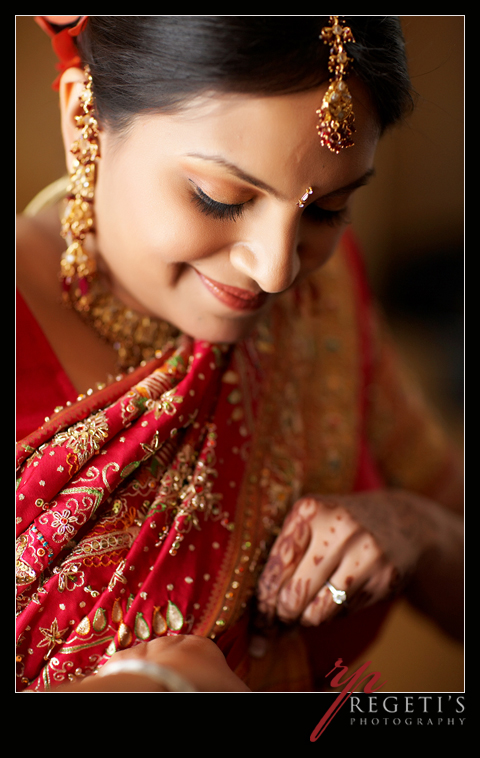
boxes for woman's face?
[84,80,379,343]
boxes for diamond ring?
[325,581,347,605]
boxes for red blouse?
[16,290,78,441]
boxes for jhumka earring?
[58,67,178,370]
[60,65,98,308]
[316,16,355,153]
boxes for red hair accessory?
[35,16,88,90]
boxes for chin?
[181,311,262,345]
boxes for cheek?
[97,170,226,269]
[299,224,345,276]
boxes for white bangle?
[98,659,197,692]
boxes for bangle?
[99,659,197,692]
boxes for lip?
[196,271,269,312]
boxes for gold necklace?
[63,273,180,371]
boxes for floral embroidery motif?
[15,534,36,586]
[54,562,85,593]
[37,618,69,659]
[147,427,232,559]
[52,410,109,471]
[145,389,184,418]
[50,508,79,542]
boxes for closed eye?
[190,181,350,227]
[303,203,351,227]
[190,183,248,222]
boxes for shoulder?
[16,213,41,259]
[16,206,64,304]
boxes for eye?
[190,184,247,222]
[303,203,351,227]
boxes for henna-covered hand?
[256,490,445,627]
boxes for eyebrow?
[318,168,376,199]
[185,152,282,197]
[184,152,375,201]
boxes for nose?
[229,217,301,294]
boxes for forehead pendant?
[316,16,356,153]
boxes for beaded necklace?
[63,272,180,371]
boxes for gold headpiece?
[316,16,355,153]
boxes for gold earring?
[60,66,99,308]
[316,16,355,153]
[57,66,179,370]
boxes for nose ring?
[297,187,313,208]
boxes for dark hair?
[74,16,414,134]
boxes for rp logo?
[310,658,387,740]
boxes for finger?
[274,507,360,622]
[257,497,318,617]
[274,540,340,622]
[346,561,400,612]
[300,532,392,626]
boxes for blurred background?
[350,16,464,693]
[16,16,464,691]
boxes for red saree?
[16,232,458,691]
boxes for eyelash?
[303,204,350,227]
[191,184,247,222]
[190,182,350,227]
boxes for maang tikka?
[317,16,355,153]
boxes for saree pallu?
[16,331,275,690]
[16,232,458,692]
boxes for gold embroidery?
[52,410,110,470]
[118,622,132,648]
[93,608,107,632]
[145,389,184,419]
[112,597,123,624]
[15,534,36,587]
[147,430,230,557]
[76,616,91,636]
[37,618,69,659]
[166,600,184,631]
[153,607,167,635]
[134,612,151,640]
[55,562,85,592]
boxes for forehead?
[107,80,380,195]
